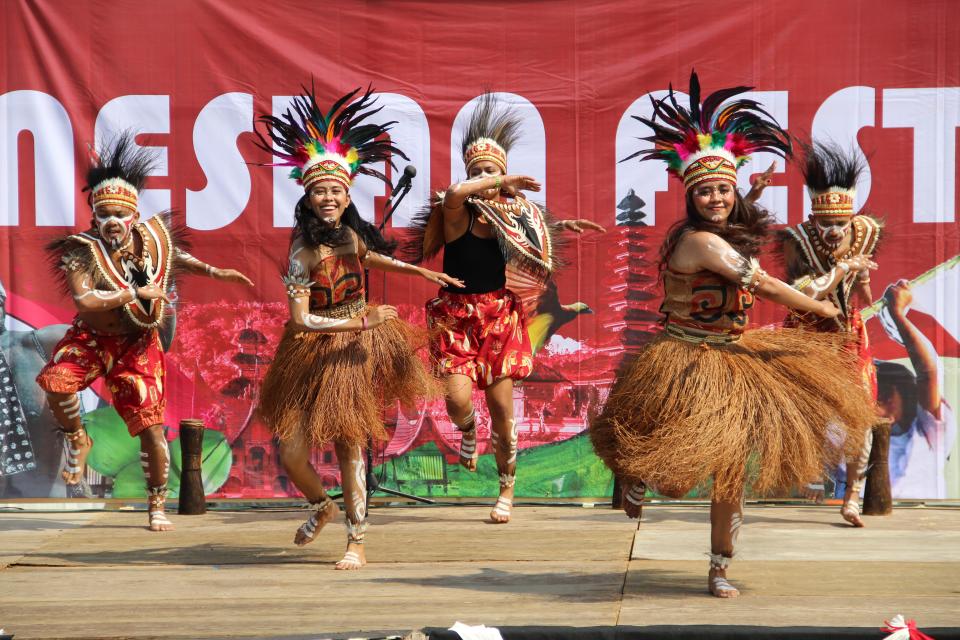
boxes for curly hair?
[658,189,774,271]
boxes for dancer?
[255,86,459,570]
[407,93,604,523]
[773,141,882,526]
[590,71,876,598]
[36,132,253,531]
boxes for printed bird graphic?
[527,280,593,355]
[506,263,593,356]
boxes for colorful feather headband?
[255,84,407,191]
[624,70,791,190]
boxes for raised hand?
[503,175,542,193]
[842,255,878,273]
[744,162,777,204]
[884,279,912,315]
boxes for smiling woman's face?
[690,180,735,224]
[308,181,351,226]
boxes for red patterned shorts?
[36,320,166,435]
[426,288,533,389]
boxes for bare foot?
[61,431,93,485]
[148,509,175,532]
[708,568,740,598]
[490,485,514,524]
[841,499,865,527]
[622,482,645,519]
[294,499,340,546]
[458,428,478,472]
[335,542,366,570]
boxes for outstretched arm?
[443,174,541,211]
[674,232,840,318]
[363,251,464,289]
[885,280,940,414]
[174,249,254,287]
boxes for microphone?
[389,165,416,198]
[380,165,417,231]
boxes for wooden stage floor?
[0,503,957,638]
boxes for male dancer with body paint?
[36,133,253,531]
[776,141,882,526]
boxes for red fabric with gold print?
[36,321,166,435]
[308,252,365,311]
[426,288,533,389]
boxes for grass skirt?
[258,313,439,448]
[590,327,877,501]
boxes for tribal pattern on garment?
[786,215,881,331]
[54,215,176,329]
[465,194,555,277]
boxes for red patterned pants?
[426,288,533,389]
[36,320,166,435]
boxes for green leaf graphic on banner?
[82,407,232,498]
[377,434,617,498]
[84,407,140,477]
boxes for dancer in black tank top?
[410,93,604,524]
[442,215,507,293]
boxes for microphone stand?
[330,172,434,506]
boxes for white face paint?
[94,206,137,250]
[814,219,852,249]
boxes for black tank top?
[442,214,507,294]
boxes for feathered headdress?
[85,131,156,213]
[624,70,791,190]
[255,84,407,191]
[461,93,521,174]
[799,140,865,218]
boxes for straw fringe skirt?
[258,312,439,448]
[590,327,877,501]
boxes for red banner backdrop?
[2,0,958,499]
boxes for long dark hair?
[658,188,773,271]
[292,194,397,255]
